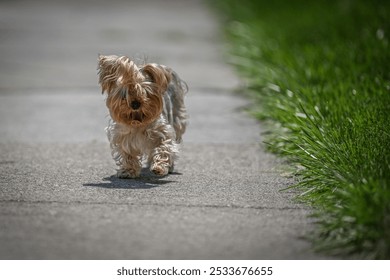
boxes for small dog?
[98,55,188,178]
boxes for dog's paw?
[151,165,169,176]
[117,168,140,179]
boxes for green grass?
[212,0,390,258]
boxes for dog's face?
[98,55,171,127]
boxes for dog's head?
[98,55,171,127]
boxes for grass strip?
[212,0,390,258]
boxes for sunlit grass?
[213,0,390,258]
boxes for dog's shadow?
[84,169,181,189]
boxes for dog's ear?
[98,55,144,94]
[141,64,172,95]
[98,54,121,94]
[98,54,133,94]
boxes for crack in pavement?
[0,199,305,211]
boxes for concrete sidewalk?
[0,0,324,259]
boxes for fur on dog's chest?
[122,128,150,154]
[106,116,176,156]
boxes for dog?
[98,55,188,178]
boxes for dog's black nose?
[131,100,141,110]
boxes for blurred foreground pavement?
[0,0,325,259]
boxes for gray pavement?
[0,0,324,259]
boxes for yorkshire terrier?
[98,55,188,178]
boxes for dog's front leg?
[116,151,142,179]
[149,139,177,176]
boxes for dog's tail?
[164,69,188,143]
[171,70,188,95]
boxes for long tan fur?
[98,54,188,178]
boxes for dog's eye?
[120,90,127,100]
